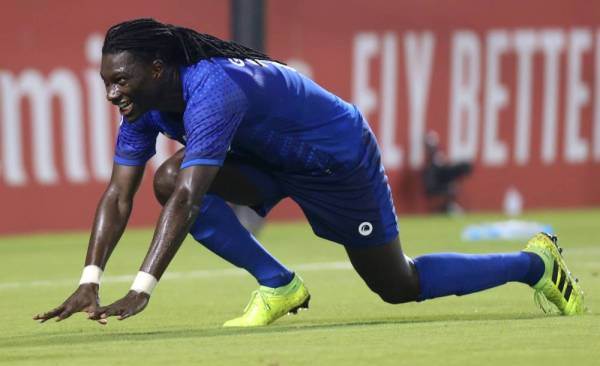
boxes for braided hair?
[102,18,273,65]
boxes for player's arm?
[93,61,248,321]
[85,163,146,267]
[33,163,145,323]
[91,164,218,320]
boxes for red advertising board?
[1,0,600,235]
[0,1,228,234]
[268,0,600,212]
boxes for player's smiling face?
[100,51,163,122]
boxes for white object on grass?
[462,220,554,241]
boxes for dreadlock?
[102,18,274,65]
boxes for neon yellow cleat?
[223,274,310,327]
[524,233,585,315]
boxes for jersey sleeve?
[181,64,248,169]
[114,114,159,166]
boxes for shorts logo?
[358,222,373,236]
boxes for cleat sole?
[288,295,310,315]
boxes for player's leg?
[330,148,545,303]
[291,123,582,314]
[344,238,419,303]
[153,149,292,288]
[345,237,544,303]
[346,233,584,314]
[154,149,266,206]
[296,175,581,313]
[154,150,311,326]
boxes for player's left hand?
[90,290,150,321]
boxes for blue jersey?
[114,57,398,247]
[114,57,366,174]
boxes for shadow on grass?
[2,312,551,350]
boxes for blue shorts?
[228,129,399,248]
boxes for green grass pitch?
[1,209,599,365]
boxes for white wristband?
[131,271,158,295]
[79,265,103,285]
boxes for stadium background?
[1,0,600,235]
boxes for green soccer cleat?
[524,233,585,315]
[223,274,310,327]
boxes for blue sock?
[413,252,545,301]
[189,194,293,288]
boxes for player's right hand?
[33,283,107,324]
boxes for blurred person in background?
[34,19,584,327]
[422,131,473,214]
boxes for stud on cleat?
[542,233,558,244]
[288,296,310,315]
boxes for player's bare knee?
[153,164,179,205]
[375,288,416,304]
[369,275,420,304]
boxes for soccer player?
[34,19,584,327]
